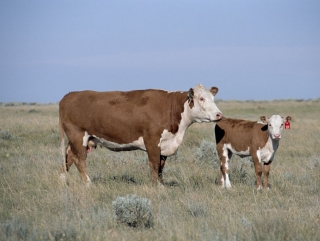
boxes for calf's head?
[188,84,222,123]
[260,115,292,139]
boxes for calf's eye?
[200,97,205,102]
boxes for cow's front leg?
[146,147,164,184]
[60,144,78,182]
[159,155,167,183]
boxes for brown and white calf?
[59,84,222,186]
[214,115,291,189]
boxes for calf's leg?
[252,154,263,189]
[218,144,232,188]
[263,163,271,189]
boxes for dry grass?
[1,100,320,240]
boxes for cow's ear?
[210,87,219,96]
[260,116,267,123]
[188,88,194,102]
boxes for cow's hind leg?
[66,134,92,186]
[60,144,73,181]
[60,144,75,173]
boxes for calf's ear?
[260,116,268,123]
[210,87,219,96]
[188,88,194,102]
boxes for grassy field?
[1,99,320,240]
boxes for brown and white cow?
[214,115,291,189]
[59,84,222,186]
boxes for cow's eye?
[200,97,205,102]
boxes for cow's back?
[59,90,187,144]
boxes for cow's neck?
[158,101,193,156]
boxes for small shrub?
[241,216,253,229]
[0,217,30,241]
[307,155,320,169]
[195,140,219,168]
[230,162,250,185]
[1,130,16,140]
[112,195,153,228]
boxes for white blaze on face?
[267,115,285,139]
[190,84,222,123]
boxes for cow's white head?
[260,115,292,139]
[187,84,222,123]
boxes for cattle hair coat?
[59,84,222,185]
[215,115,291,189]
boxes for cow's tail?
[59,114,67,181]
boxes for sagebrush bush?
[0,217,30,241]
[195,140,219,168]
[0,130,16,140]
[112,195,153,228]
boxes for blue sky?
[1,1,319,103]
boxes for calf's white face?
[261,115,290,140]
[189,84,222,123]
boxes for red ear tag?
[285,120,290,129]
